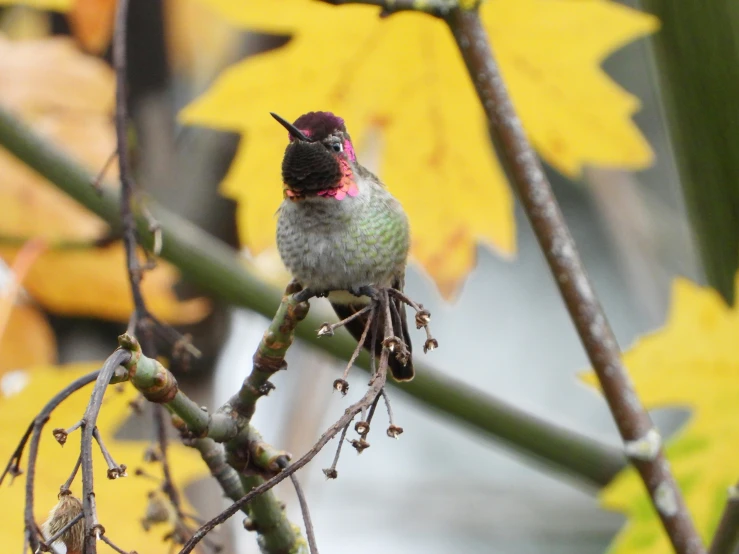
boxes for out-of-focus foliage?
[0,363,207,553]
[0,35,210,323]
[66,0,117,54]
[181,0,658,297]
[0,0,116,52]
[0,0,69,9]
[583,276,739,553]
[0,239,56,375]
[163,0,241,84]
[0,304,56,374]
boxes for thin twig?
[99,533,132,554]
[708,483,739,554]
[443,6,703,554]
[41,512,83,551]
[60,456,82,492]
[81,349,132,553]
[322,422,352,479]
[380,389,403,438]
[0,369,101,552]
[267,458,319,553]
[52,420,83,446]
[288,472,318,554]
[114,0,148,329]
[154,404,184,518]
[92,427,127,479]
[363,390,383,432]
[92,148,118,193]
[334,305,374,395]
[318,304,372,337]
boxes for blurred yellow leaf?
[181,0,657,297]
[163,0,242,84]
[582,277,739,553]
[0,245,211,322]
[0,362,207,553]
[0,35,210,324]
[0,304,56,374]
[0,238,56,375]
[0,0,70,10]
[66,0,117,54]
[0,5,52,39]
[0,0,115,52]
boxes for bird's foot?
[348,285,380,300]
[292,288,329,303]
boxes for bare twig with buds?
[80,349,132,553]
[176,289,396,554]
[0,370,102,551]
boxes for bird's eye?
[331,142,343,153]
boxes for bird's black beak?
[270,112,313,142]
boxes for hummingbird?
[271,111,414,381]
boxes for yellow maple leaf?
[0,240,57,374]
[0,362,207,553]
[0,35,210,324]
[163,0,243,83]
[0,304,56,374]
[180,0,657,297]
[581,277,739,552]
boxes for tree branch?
[0,105,626,488]
[178,290,395,554]
[121,293,307,553]
[114,0,150,332]
[0,370,101,552]
[80,349,132,553]
[189,437,246,505]
[708,483,739,554]
[443,5,703,554]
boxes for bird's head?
[271,111,358,201]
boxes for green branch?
[0,105,625,488]
[120,332,305,553]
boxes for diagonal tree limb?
[441,4,703,554]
